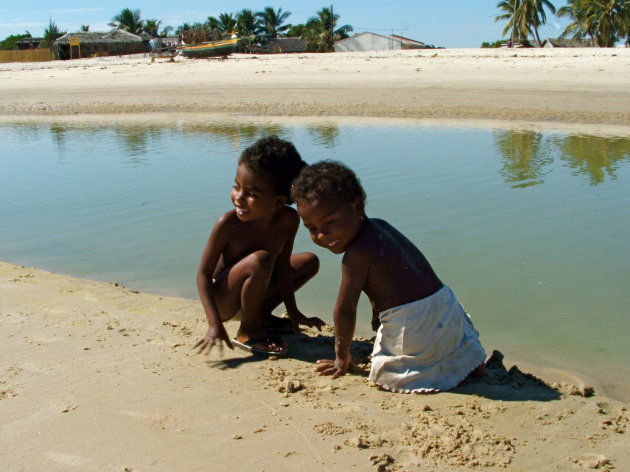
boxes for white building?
[335,32,426,52]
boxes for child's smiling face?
[231,164,283,223]
[297,196,364,254]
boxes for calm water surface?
[1,118,629,399]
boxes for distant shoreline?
[1,48,629,127]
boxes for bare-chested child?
[194,136,325,357]
[291,161,486,392]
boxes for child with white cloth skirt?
[291,161,486,393]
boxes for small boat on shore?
[180,37,239,58]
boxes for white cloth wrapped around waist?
[369,284,485,393]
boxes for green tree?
[558,0,630,47]
[495,0,527,44]
[286,24,307,37]
[495,0,556,45]
[303,7,353,52]
[218,13,237,33]
[557,0,595,44]
[175,23,191,35]
[109,8,145,35]
[144,19,162,37]
[80,25,90,32]
[206,16,221,31]
[257,7,292,42]
[0,32,31,50]
[520,0,556,44]
[159,25,174,37]
[236,9,261,48]
[42,19,65,48]
[481,39,509,47]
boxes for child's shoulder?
[369,217,407,240]
[369,217,395,230]
[278,205,299,221]
[345,217,402,256]
[213,209,239,229]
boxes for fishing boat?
[181,36,239,58]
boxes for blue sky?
[1,0,570,48]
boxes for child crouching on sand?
[291,161,486,392]
[194,136,325,357]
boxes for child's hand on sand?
[194,325,234,355]
[288,311,326,333]
[314,355,355,379]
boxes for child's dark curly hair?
[291,160,367,208]
[238,135,306,203]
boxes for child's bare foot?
[467,363,487,379]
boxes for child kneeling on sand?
[291,161,486,392]
[194,136,325,357]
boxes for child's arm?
[275,211,325,332]
[315,250,368,378]
[194,215,233,354]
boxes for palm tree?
[520,0,556,44]
[236,9,261,47]
[176,23,192,35]
[495,0,556,45]
[80,25,90,32]
[109,8,144,35]
[143,19,162,37]
[42,19,65,48]
[218,13,237,33]
[257,7,292,42]
[495,0,527,45]
[159,25,174,38]
[304,7,353,52]
[206,16,221,31]
[558,0,629,47]
[557,0,595,44]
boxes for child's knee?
[306,253,320,275]
[248,250,275,275]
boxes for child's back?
[343,217,444,313]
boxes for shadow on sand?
[207,332,565,402]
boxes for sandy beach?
[1,48,630,127]
[1,262,629,471]
[1,49,630,470]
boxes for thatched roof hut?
[53,28,151,60]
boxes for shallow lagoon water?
[1,117,629,400]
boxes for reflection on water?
[307,124,341,148]
[495,129,630,188]
[1,118,629,400]
[28,121,630,187]
[182,122,288,147]
[556,135,630,185]
[494,130,553,188]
